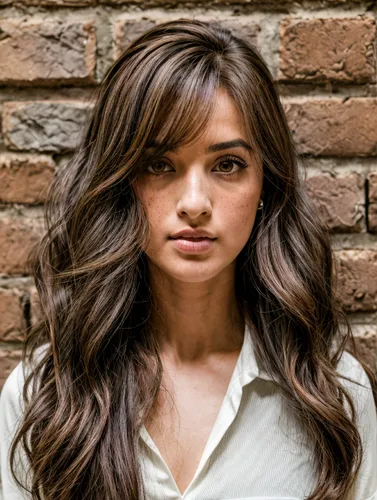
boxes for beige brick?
[30,286,43,326]
[0,154,55,204]
[2,101,91,153]
[368,204,377,232]
[113,19,158,60]
[0,349,22,390]
[114,15,260,60]
[0,0,368,5]
[283,98,377,157]
[305,173,364,232]
[0,19,96,86]
[0,288,26,342]
[1,0,93,4]
[279,17,376,83]
[334,250,377,312]
[367,172,377,232]
[351,333,377,371]
[0,216,43,275]
[103,0,298,5]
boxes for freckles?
[146,195,169,225]
[223,196,256,227]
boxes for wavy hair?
[8,19,377,500]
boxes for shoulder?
[336,350,371,387]
[335,350,373,413]
[0,343,49,425]
[0,361,25,426]
[335,351,377,499]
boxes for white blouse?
[1,322,377,500]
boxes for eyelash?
[144,155,248,177]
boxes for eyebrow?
[146,139,253,154]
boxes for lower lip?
[170,237,215,253]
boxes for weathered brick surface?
[1,0,93,4]
[305,173,364,232]
[0,154,55,204]
[103,0,289,5]
[0,0,369,5]
[0,216,44,274]
[0,288,26,342]
[114,18,156,59]
[30,286,43,326]
[2,101,92,153]
[334,250,377,312]
[114,15,260,60]
[0,0,376,405]
[367,172,377,232]
[0,20,97,86]
[0,349,22,390]
[279,17,376,83]
[352,333,377,371]
[283,98,377,157]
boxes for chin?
[160,259,230,284]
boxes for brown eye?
[146,160,173,175]
[213,155,248,176]
[218,160,236,173]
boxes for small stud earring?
[257,199,264,210]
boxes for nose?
[176,169,212,219]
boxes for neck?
[147,261,245,363]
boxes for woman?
[0,19,376,500]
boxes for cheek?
[135,183,168,229]
[220,192,257,237]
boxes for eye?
[143,154,249,177]
[145,160,173,175]
[213,155,248,176]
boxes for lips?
[170,237,212,241]
[169,229,216,239]
[170,236,215,253]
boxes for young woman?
[0,19,376,500]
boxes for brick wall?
[0,0,377,390]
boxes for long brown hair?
[9,19,377,500]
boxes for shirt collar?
[240,320,275,385]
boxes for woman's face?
[133,88,264,284]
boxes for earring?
[257,199,264,210]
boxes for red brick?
[334,250,377,312]
[283,98,377,157]
[0,215,44,275]
[0,349,22,390]
[279,17,376,83]
[305,172,364,232]
[0,288,26,342]
[0,154,55,204]
[0,19,96,86]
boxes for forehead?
[209,88,245,126]
[147,88,250,153]
[199,89,248,143]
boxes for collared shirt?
[1,322,377,500]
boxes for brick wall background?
[1,0,377,395]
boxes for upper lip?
[170,229,216,239]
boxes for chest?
[144,354,239,495]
